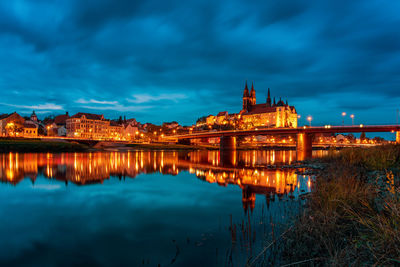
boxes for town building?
[206,82,298,129]
[66,113,110,139]
[66,113,126,140]
[0,112,38,137]
[23,122,38,137]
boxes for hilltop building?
[205,82,298,129]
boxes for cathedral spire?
[250,82,256,105]
[243,81,249,97]
[266,88,271,107]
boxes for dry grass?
[281,145,400,266]
[323,144,400,171]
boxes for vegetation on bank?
[0,139,88,152]
[280,145,400,266]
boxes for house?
[0,112,25,137]
[23,122,38,137]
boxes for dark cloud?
[0,0,399,125]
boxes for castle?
[205,82,298,128]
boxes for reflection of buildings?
[0,150,312,211]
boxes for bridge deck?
[170,125,400,140]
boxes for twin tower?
[242,81,273,112]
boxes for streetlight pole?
[342,112,346,126]
[397,109,399,125]
[307,116,312,127]
[350,114,354,126]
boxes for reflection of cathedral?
[0,151,311,212]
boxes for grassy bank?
[280,145,400,265]
[0,139,88,152]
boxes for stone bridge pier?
[220,136,236,150]
[296,133,312,161]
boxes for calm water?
[0,150,324,266]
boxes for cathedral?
[205,82,298,128]
[240,82,298,128]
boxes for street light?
[342,112,346,126]
[350,114,354,125]
[307,116,312,127]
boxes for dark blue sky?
[0,0,399,127]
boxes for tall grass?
[281,144,400,265]
[323,144,400,171]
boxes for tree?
[347,133,356,143]
[360,132,366,141]
[196,116,207,124]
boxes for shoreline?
[0,137,366,153]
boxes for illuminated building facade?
[0,112,38,137]
[66,113,110,139]
[66,113,134,140]
[207,82,298,129]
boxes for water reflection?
[0,150,324,266]
[0,150,317,213]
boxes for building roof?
[71,113,104,120]
[246,104,277,115]
[217,111,228,116]
[54,113,70,125]
[0,113,9,120]
[0,112,19,120]
[23,123,37,129]
[110,121,122,127]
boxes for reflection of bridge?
[171,125,400,158]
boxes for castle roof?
[245,104,296,115]
[245,104,277,115]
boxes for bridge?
[169,125,400,159]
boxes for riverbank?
[0,139,88,152]
[278,145,400,266]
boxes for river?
[0,150,325,266]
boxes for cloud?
[0,102,63,111]
[80,104,153,112]
[127,93,187,104]
[75,98,118,105]
[0,0,399,125]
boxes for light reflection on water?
[0,150,324,266]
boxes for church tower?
[242,81,250,111]
[266,88,271,107]
[250,82,256,105]
[30,110,38,122]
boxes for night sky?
[1,0,399,127]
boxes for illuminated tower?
[249,82,256,105]
[242,81,250,111]
[30,110,38,122]
[266,88,271,107]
